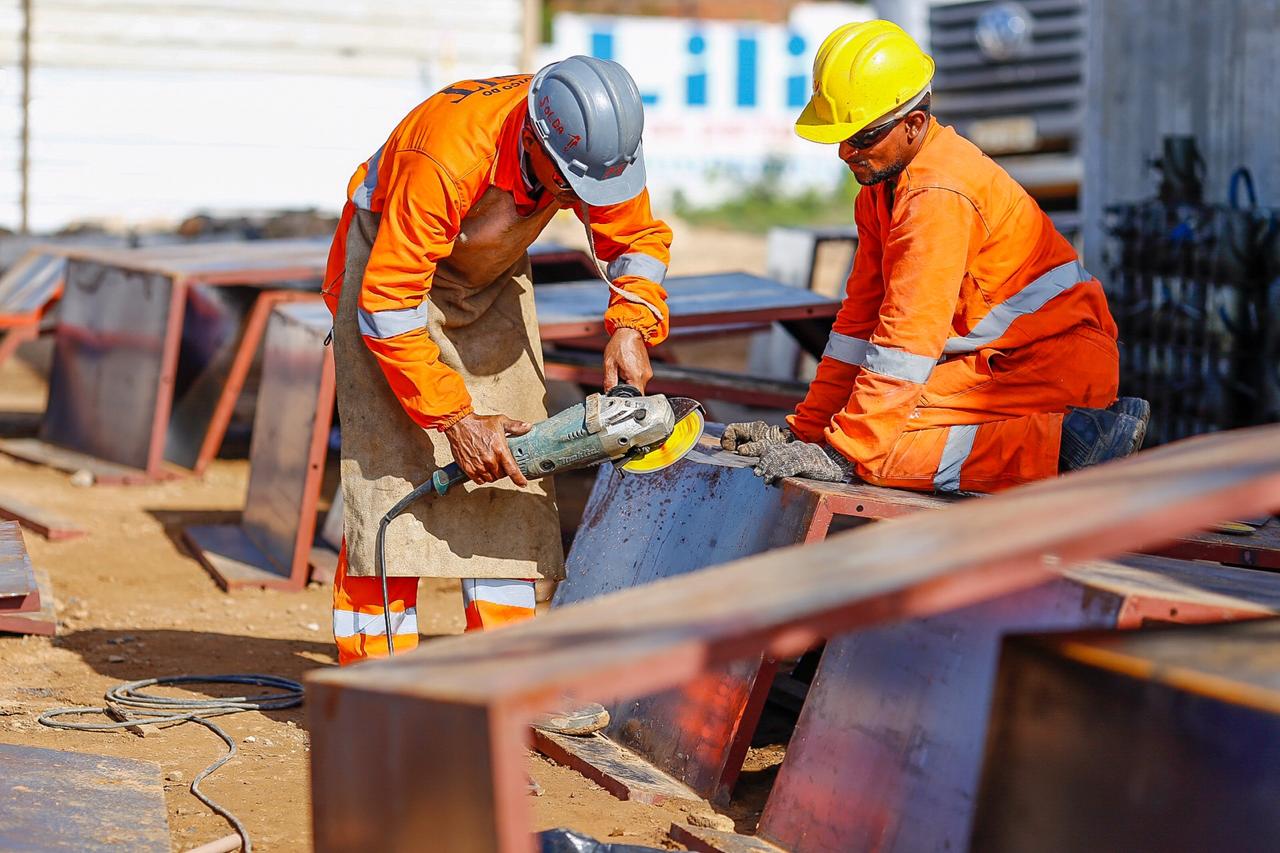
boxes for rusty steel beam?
[308,423,1280,853]
[972,619,1280,853]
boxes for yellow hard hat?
[796,20,935,144]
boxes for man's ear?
[520,122,538,152]
[906,111,928,142]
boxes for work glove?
[721,421,794,457]
[752,441,854,485]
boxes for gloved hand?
[752,441,853,485]
[721,421,794,456]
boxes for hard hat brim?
[555,141,648,207]
[794,98,861,145]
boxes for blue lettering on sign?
[590,30,614,60]
[786,32,807,107]
[736,34,758,108]
[686,31,708,107]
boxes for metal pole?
[872,0,931,51]
[19,0,32,234]
[520,0,540,73]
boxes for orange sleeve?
[824,187,987,470]
[787,189,887,442]
[358,150,473,430]
[576,189,673,345]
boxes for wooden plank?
[532,731,702,806]
[0,565,58,636]
[0,743,169,852]
[973,620,1280,853]
[0,490,87,540]
[670,823,784,853]
[307,424,1280,853]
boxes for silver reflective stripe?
[943,260,1090,355]
[461,578,536,609]
[823,332,871,366]
[933,424,978,493]
[358,303,428,339]
[352,144,384,210]
[863,342,936,384]
[332,606,418,638]
[606,252,668,285]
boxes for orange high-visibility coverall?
[324,76,673,663]
[788,119,1119,493]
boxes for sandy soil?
[0,219,827,851]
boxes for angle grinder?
[374,385,705,651]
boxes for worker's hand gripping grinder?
[374,385,705,650]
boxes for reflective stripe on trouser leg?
[462,578,537,632]
[331,540,420,665]
[933,424,979,493]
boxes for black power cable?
[39,674,304,852]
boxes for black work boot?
[1059,397,1151,472]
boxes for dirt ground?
[0,218,840,851]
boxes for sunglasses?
[843,114,906,150]
[547,161,573,193]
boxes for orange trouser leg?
[461,578,537,632]
[331,541,420,666]
[857,325,1119,493]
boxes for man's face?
[521,125,579,208]
[838,110,929,186]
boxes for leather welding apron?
[334,188,565,580]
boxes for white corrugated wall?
[0,0,529,231]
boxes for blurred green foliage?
[673,157,858,233]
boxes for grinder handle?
[431,462,469,496]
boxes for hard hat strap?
[577,202,665,326]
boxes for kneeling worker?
[725,21,1148,492]
[323,51,672,733]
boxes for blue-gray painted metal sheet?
[0,521,37,603]
[0,743,169,852]
[556,439,812,798]
[535,272,838,331]
[240,302,333,580]
[41,259,173,470]
[0,251,67,319]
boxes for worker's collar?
[894,116,940,189]
[494,105,550,216]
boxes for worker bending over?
[323,55,672,683]
[726,21,1148,492]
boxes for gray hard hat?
[527,55,647,207]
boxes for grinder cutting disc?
[621,398,705,474]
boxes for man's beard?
[855,159,907,186]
